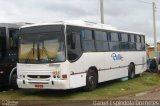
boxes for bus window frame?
[8,28,19,49]
[66,25,83,63]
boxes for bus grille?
[27,75,50,79]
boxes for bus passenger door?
[67,27,85,88]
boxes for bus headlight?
[23,75,25,78]
[19,75,23,78]
[52,71,60,78]
[19,75,25,78]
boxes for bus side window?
[82,29,95,52]
[136,35,142,51]
[141,36,145,50]
[120,33,129,51]
[95,31,109,52]
[129,34,136,51]
[9,29,18,49]
[67,31,82,62]
[109,32,120,51]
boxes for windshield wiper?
[42,47,50,59]
[25,48,34,63]
[41,41,56,62]
[25,41,35,63]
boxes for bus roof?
[0,23,32,28]
[20,20,145,35]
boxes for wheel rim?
[131,71,134,78]
[130,66,135,78]
[88,76,96,88]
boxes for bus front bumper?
[17,79,69,90]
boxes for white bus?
[17,20,146,91]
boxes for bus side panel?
[70,73,86,89]
[70,52,106,88]
[104,52,127,81]
[128,52,146,74]
[69,55,86,88]
[83,53,106,83]
[69,51,146,88]
[104,51,146,81]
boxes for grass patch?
[0,72,160,100]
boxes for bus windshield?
[19,30,65,63]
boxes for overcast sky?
[0,0,159,44]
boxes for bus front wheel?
[128,64,135,79]
[84,69,98,91]
[11,73,18,89]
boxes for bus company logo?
[111,53,123,61]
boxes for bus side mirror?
[70,33,77,49]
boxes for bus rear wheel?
[84,69,98,91]
[128,64,135,79]
[11,73,18,89]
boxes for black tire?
[84,69,98,91]
[11,73,18,89]
[128,64,135,79]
